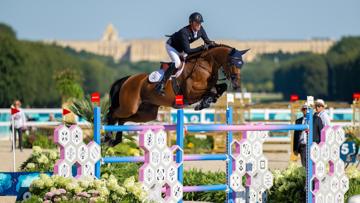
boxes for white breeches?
[165,43,182,69]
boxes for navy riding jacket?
[168,25,212,54]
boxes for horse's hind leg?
[104,115,117,144]
[112,75,145,120]
[110,121,124,146]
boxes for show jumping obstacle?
[52,100,349,203]
[0,96,351,201]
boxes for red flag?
[62,108,71,116]
[353,93,360,100]
[290,94,299,102]
[175,95,184,105]
[11,108,19,115]
[91,92,100,103]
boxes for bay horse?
[106,44,249,145]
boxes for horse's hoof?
[108,140,116,147]
[194,104,202,111]
[109,139,122,147]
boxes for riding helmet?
[189,12,204,23]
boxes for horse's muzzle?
[231,75,241,91]
[232,83,241,91]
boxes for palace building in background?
[45,24,335,62]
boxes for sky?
[0,0,359,41]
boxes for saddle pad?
[148,70,164,83]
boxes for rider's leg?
[155,44,182,95]
[166,43,182,69]
[155,63,177,96]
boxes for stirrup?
[155,80,166,96]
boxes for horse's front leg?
[214,83,228,102]
[194,83,228,111]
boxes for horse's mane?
[186,44,233,61]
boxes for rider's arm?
[180,31,203,54]
[200,26,212,44]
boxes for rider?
[155,12,215,95]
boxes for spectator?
[48,113,56,121]
[293,104,324,167]
[315,99,331,126]
[10,100,26,152]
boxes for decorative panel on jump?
[53,125,101,179]
[229,130,273,203]
[310,126,349,203]
[139,129,183,203]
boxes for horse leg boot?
[155,63,176,96]
[104,110,117,144]
[214,83,228,102]
[194,84,227,111]
[111,132,123,146]
[110,121,124,146]
[194,91,217,111]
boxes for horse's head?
[222,48,249,91]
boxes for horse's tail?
[107,76,131,124]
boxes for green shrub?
[269,164,306,203]
[22,133,57,149]
[101,163,140,184]
[183,169,226,202]
[269,164,360,203]
[345,166,360,201]
[104,142,141,157]
[183,134,214,154]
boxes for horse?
[106,44,249,145]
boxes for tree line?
[0,23,158,108]
[242,37,360,102]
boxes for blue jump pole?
[306,108,314,203]
[93,106,101,179]
[226,106,234,202]
[176,109,184,203]
[183,184,228,192]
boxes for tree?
[0,23,16,38]
[54,69,84,103]
[274,54,328,99]
[326,36,360,101]
[0,34,25,107]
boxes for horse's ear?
[239,48,250,55]
[230,48,237,56]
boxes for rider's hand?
[203,44,210,50]
[203,41,216,50]
[208,41,216,46]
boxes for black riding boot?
[155,64,176,96]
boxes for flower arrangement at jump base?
[28,174,148,202]
[20,146,59,172]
